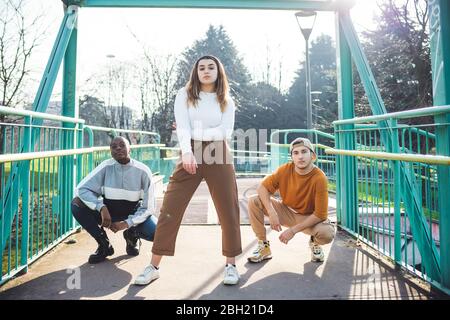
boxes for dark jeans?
[71,199,157,242]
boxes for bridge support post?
[61,4,79,233]
[429,0,450,293]
[335,10,358,232]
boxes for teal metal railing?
[82,125,162,179]
[1,106,84,284]
[0,106,165,284]
[1,106,280,283]
[232,149,271,176]
[3,103,449,295]
[157,146,272,183]
[327,105,450,294]
[0,144,164,284]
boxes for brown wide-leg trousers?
[248,195,335,245]
[152,140,242,257]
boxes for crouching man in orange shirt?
[247,137,335,263]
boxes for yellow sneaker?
[309,236,325,262]
[247,240,272,263]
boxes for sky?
[25,0,381,110]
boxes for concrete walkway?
[0,178,445,300]
[0,226,442,300]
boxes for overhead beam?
[63,0,355,11]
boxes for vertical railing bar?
[43,128,48,248]
[363,129,369,241]
[37,127,41,252]
[20,116,31,273]
[30,153,36,258]
[391,120,402,265]
[375,130,380,248]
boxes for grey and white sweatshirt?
[75,158,156,227]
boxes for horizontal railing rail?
[325,149,450,165]
[0,106,85,124]
[333,105,450,125]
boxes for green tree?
[286,34,338,133]
[153,25,253,146]
[237,82,286,131]
[79,95,110,146]
[79,95,107,126]
[175,25,252,108]
[356,0,431,116]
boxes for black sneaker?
[123,228,140,256]
[89,234,114,264]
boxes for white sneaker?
[309,237,325,262]
[223,264,240,285]
[134,265,160,285]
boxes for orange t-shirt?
[261,163,329,220]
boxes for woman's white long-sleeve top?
[174,87,235,155]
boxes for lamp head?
[295,11,317,40]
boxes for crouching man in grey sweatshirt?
[71,136,158,264]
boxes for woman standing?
[134,55,242,286]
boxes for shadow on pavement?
[0,255,134,300]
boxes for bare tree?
[110,62,134,130]
[257,40,285,93]
[129,28,179,144]
[0,0,46,200]
[0,0,45,155]
[135,61,155,132]
[0,0,45,109]
[84,61,135,133]
[264,42,271,85]
[141,51,178,145]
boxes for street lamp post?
[106,54,115,108]
[295,11,317,140]
[311,90,322,128]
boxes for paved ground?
[0,226,443,300]
[0,178,445,300]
